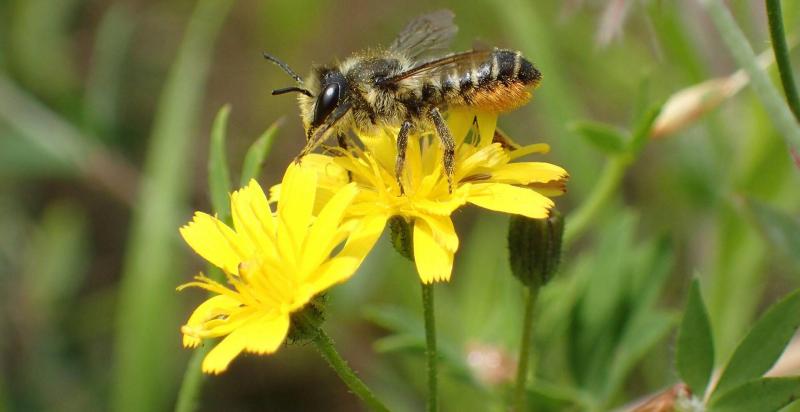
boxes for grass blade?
[239,120,281,186]
[701,0,800,150]
[83,4,136,138]
[208,105,232,217]
[0,74,138,205]
[111,0,233,411]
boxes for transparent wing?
[389,10,458,60]
[378,49,493,85]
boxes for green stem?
[765,0,800,121]
[422,283,438,412]
[702,0,800,150]
[563,157,628,247]
[513,286,539,411]
[174,346,210,412]
[313,329,390,412]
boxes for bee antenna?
[272,86,314,98]
[263,52,304,85]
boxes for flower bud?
[388,215,414,261]
[507,209,564,288]
[287,294,327,343]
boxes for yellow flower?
[178,164,384,374]
[279,110,568,284]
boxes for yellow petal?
[489,162,568,185]
[509,143,550,160]
[413,197,468,216]
[296,153,352,212]
[413,218,455,283]
[181,294,242,348]
[457,144,509,178]
[200,313,289,374]
[300,256,360,303]
[301,153,350,184]
[417,214,459,252]
[202,333,247,374]
[468,183,554,218]
[340,213,388,263]
[241,314,290,355]
[361,130,398,171]
[276,163,317,265]
[446,109,474,146]
[529,180,568,197]
[299,182,359,277]
[180,212,250,274]
[182,305,257,340]
[401,134,425,191]
[177,274,239,300]
[268,183,281,203]
[231,180,277,255]
[475,112,498,147]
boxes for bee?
[265,10,541,192]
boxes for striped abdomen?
[439,49,541,113]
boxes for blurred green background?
[1,0,798,411]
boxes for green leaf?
[239,119,281,186]
[569,121,628,154]
[208,105,231,220]
[712,289,800,399]
[627,102,662,155]
[710,377,800,412]
[676,278,715,396]
[746,198,800,269]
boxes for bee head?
[309,70,349,126]
[295,67,351,151]
[264,53,352,151]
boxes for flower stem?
[174,346,210,412]
[421,283,438,412]
[765,0,800,121]
[563,157,627,247]
[313,328,390,412]
[513,286,539,411]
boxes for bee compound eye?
[312,83,341,126]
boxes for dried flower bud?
[388,215,414,261]
[507,209,564,288]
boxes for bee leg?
[336,133,353,182]
[428,107,455,193]
[294,128,315,164]
[294,144,311,164]
[395,120,413,195]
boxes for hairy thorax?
[341,53,434,134]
